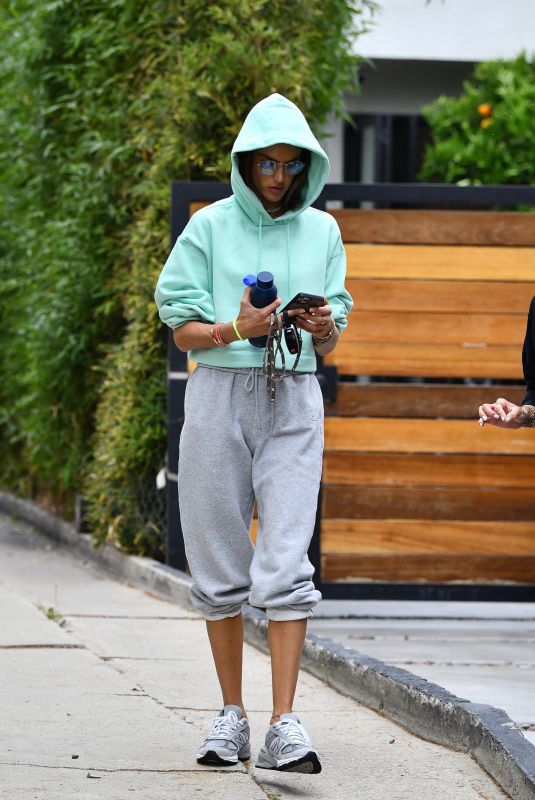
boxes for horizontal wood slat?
[322,453,535,488]
[343,310,525,346]
[322,485,535,521]
[324,418,535,455]
[346,279,534,313]
[192,207,535,245]
[322,554,535,582]
[346,244,535,281]
[325,341,523,379]
[330,209,535,246]
[322,519,535,555]
[328,383,525,419]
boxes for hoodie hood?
[230,93,330,224]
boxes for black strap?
[262,314,301,402]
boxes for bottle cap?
[243,274,256,287]
[256,271,274,290]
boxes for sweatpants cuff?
[197,606,244,621]
[265,606,315,621]
[190,590,244,621]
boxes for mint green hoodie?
[154,93,353,372]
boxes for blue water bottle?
[243,271,277,348]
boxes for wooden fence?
[168,181,535,600]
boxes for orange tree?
[420,53,535,185]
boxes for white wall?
[320,116,345,185]
[357,0,535,62]
[346,59,474,114]
[320,58,474,183]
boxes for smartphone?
[281,292,324,312]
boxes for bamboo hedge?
[0,0,376,558]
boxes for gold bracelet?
[209,324,226,347]
[521,404,535,427]
[313,323,336,345]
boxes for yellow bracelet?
[232,318,244,341]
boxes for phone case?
[281,292,324,312]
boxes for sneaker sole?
[197,749,250,766]
[256,750,322,774]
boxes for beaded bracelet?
[209,324,226,347]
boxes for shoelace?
[207,711,240,739]
[276,718,309,746]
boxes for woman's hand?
[478,397,527,428]
[292,300,334,337]
[235,286,281,339]
[290,300,339,354]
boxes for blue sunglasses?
[255,159,305,176]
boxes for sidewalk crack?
[0,761,245,775]
[0,644,85,650]
[65,614,200,620]
[246,764,281,799]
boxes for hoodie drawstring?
[245,367,275,430]
[286,223,292,299]
[244,368,259,430]
[257,215,263,273]
[256,213,292,297]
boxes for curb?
[1,491,534,800]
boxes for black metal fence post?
[165,183,231,570]
[164,184,189,568]
[165,329,187,569]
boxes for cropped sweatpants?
[178,365,324,621]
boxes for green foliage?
[0,0,152,501]
[1,0,376,558]
[39,604,66,627]
[420,53,535,185]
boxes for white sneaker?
[255,712,321,773]
[196,704,251,766]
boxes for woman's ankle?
[270,710,292,725]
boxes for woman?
[478,297,535,428]
[155,93,352,774]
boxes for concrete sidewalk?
[0,511,512,800]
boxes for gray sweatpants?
[178,365,323,621]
